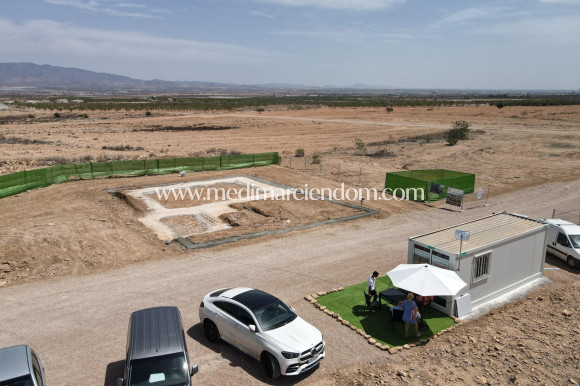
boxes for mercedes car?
[199,287,324,379]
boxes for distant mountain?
[0,62,271,94]
[0,62,403,95]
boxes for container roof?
[411,212,546,255]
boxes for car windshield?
[253,299,297,331]
[570,235,580,249]
[129,353,189,386]
[0,375,34,386]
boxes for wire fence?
[551,207,580,224]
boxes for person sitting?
[367,271,379,302]
[402,293,420,338]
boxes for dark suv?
[0,344,46,386]
[117,306,198,386]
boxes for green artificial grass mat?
[316,276,456,347]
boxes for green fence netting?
[0,152,279,199]
[385,169,475,202]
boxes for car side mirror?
[190,364,199,376]
[249,324,257,333]
[116,378,124,386]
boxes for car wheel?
[261,352,281,380]
[203,319,220,343]
[567,256,577,269]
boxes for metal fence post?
[484,184,490,207]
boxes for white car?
[199,287,325,379]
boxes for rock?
[562,309,573,317]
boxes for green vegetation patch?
[316,276,455,347]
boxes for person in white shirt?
[368,271,379,302]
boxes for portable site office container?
[407,212,548,317]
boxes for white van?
[540,219,580,269]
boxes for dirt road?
[0,179,578,385]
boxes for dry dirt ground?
[0,105,579,385]
[0,179,578,386]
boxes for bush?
[355,138,366,155]
[295,148,305,157]
[312,153,321,164]
[446,120,470,146]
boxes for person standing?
[368,271,379,302]
[402,292,420,338]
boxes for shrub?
[446,120,470,146]
[295,148,305,157]
[312,153,321,164]
[355,138,366,155]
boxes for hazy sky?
[1,0,579,89]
